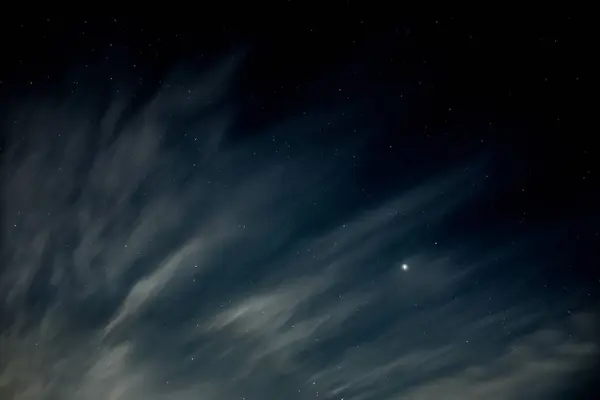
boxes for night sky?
[0,11,598,400]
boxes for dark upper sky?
[0,11,597,400]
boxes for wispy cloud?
[399,313,599,400]
[0,57,596,399]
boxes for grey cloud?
[1,58,596,400]
[399,313,598,400]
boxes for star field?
[0,11,597,400]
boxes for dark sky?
[0,11,598,400]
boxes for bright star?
[402,264,409,271]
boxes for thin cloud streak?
[1,59,596,399]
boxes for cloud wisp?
[1,59,597,400]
